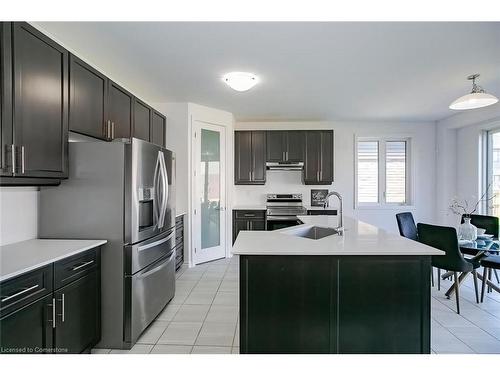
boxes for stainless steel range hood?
[266,162,304,171]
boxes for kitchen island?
[232,216,443,354]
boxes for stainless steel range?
[266,194,307,231]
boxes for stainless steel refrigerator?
[39,138,176,349]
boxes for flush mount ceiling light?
[449,74,498,110]
[223,72,258,92]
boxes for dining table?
[442,237,500,298]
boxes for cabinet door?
[108,81,133,140]
[249,219,265,231]
[0,23,13,176]
[234,131,252,184]
[251,131,266,183]
[12,22,68,178]
[133,98,151,142]
[69,55,108,140]
[266,131,285,162]
[303,131,321,184]
[233,219,250,244]
[0,295,54,353]
[151,110,166,147]
[54,271,100,354]
[319,131,334,184]
[286,131,304,162]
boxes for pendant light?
[449,74,498,110]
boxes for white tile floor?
[92,257,500,354]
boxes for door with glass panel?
[193,121,226,264]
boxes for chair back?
[396,212,418,241]
[461,214,499,238]
[417,223,471,272]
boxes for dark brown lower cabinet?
[54,272,100,353]
[240,255,431,354]
[0,295,54,354]
[232,210,266,244]
[0,247,101,354]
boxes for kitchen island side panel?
[240,255,431,354]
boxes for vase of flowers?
[449,184,495,241]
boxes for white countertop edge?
[0,239,107,282]
[232,215,444,256]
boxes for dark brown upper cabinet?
[70,54,164,143]
[266,130,304,162]
[69,55,108,140]
[151,110,166,147]
[303,130,334,185]
[133,98,152,142]
[235,131,266,185]
[0,22,68,185]
[108,80,133,139]
[0,23,12,177]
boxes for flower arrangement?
[449,183,496,218]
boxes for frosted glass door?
[201,129,221,249]
[193,121,226,265]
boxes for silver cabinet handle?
[21,146,25,174]
[286,151,289,160]
[248,171,251,180]
[111,122,115,139]
[282,151,285,161]
[58,294,65,322]
[48,298,56,328]
[10,144,16,174]
[72,260,94,271]
[1,284,39,303]
[106,120,111,139]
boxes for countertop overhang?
[232,215,444,256]
[0,239,107,282]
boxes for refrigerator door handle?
[157,151,168,229]
[153,152,161,228]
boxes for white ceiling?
[34,22,500,122]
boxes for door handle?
[57,293,65,322]
[10,144,16,174]
[157,151,169,229]
[20,146,25,174]
[48,298,56,328]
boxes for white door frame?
[191,120,227,265]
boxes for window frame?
[484,127,500,215]
[354,136,413,209]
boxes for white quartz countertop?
[0,239,107,282]
[232,215,443,256]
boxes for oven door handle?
[266,216,301,221]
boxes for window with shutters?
[355,137,411,207]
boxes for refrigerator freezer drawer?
[124,250,176,346]
[125,228,175,275]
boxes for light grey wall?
[435,104,500,226]
[0,187,39,245]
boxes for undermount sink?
[288,226,339,240]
